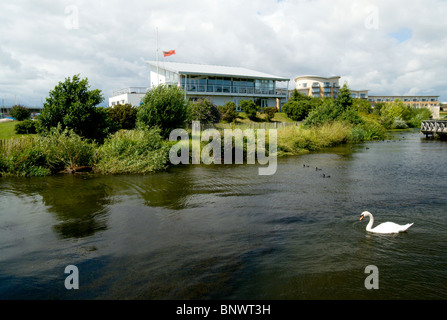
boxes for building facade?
[147,61,290,110]
[368,95,440,108]
[108,87,149,107]
[294,75,341,98]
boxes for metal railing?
[112,87,149,96]
[181,85,285,97]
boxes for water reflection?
[1,175,112,239]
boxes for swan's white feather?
[361,211,413,234]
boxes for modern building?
[368,95,440,108]
[294,75,341,98]
[350,90,369,99]
[109,87,149,107]
[146,61,290,110]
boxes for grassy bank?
[0,118,388,177]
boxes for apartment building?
[294,75,341,98]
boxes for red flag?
[163,50,176,57]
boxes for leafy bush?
[0,136,50,176]
[262,107,277,122]
[304,99,340,126]
[391,117,409,129]
[38,126,96,172]
[187,98,221,124]
[15,120,37,134]
[38,74,110,142]
[240,99,258,121]
[218,102,238,123]
[108,103,138,130]
[137,84,188,137]
[407,107,432,128]
[95,128,170,174]
[9,105,31,121]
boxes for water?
[1,129,447,300]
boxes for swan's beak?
[360,216,364,221]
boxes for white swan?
[360,211,414,234]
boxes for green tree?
[262,107,277,122]
[240,99,258,121]
[38,74,109,142]
[9,105,31,121]
[108,103,138,130]
[136,84,188,137]
[334,83,353,115]
[187,98,221,124]
[218,102,238,123]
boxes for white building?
[294,75,341,98]
[109,87,149,107]
[147,61,290,110]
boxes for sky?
[1,0,447,107]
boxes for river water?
[1,129,447,300]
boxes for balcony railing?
[181,84,284,97]
[112,87,149,96]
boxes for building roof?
[146,61,289,81]
[294,75,341,82]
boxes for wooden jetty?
[421,120,447,138]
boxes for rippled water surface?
[1,130,447,299]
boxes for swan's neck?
[366,214,374,231]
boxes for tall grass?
[277,122,352,155]
[95,128,171,174]
[0,127,95,176]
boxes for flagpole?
[156,27,159,86]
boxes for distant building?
[146,61,290,110]
[294,75,341,98]
[350,90,369,99]
[109,87,148,107]
[368,95,440,108]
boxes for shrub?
[282,100,310,121]
[218,102,238,123]
[95,128,170,174]
[391,117,409,129]
[407,107,432,128]
[240,99,258,121]
[108,103,138,130]
[304,99,340,126]
[262,107,277,122]
[15,120,37,134]
[38,74,110,142]
[137,84,188,137]
[187,98,221,124]
[38,126,96,172]
[9,105,31,121]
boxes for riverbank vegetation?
[0,75,434,177]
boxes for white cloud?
[0,0,446,107]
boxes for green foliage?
[187,98,221,124]
[15,120,37,134]
[38,126,96,171]
[137,84,188,137]
[95,128,170,174]
[0,126,96,176]
[9,105,31,121]
[304,99,340,126]
[407,107,432,128]
[282,90,320,121]
[374,99,432,129]
[218,102,238,123]
[262,107,277,122]
[38,74,109,142]
[282,100,314,121]
[353,99,373,114]
[334,83,353,115]
[108,103,138,130]
[240,99,258,121]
